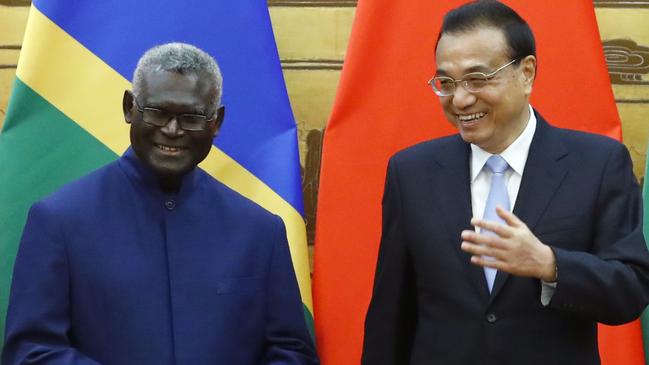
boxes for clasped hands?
[460,206,557,282]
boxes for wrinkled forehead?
[142,69,209,89]
[434,27,510,76]
[142,70,214,97]
[139,71,215,112]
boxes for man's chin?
[459,130,480,145]
[148,162,193,185]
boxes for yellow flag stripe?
[200,150,312,311]
[17,7,131,153]
[16,5,313,312]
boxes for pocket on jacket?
[216,277,263,295]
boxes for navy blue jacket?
[3,149,318,365]
[362,114,649,365]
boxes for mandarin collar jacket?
[3,148,318,365]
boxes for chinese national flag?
[313,1,642,364]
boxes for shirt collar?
[470,104,537,181]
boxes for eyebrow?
[435,63,493,77]
[144,104,207,115]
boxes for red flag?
[313,1,642,364]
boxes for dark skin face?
[123,70,225,191]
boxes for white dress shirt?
[468,105,556,304]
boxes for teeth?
[156,144,181,152]
[457,112,486,122]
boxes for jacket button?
[165,200,176,210]
[486,313,497,323]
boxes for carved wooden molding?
[0,0,30,6]
[0,45,20,69]
[0,0,356,7]
[6,0,645,8]
[604,39,649,85]
[281,59,343,70]
[268,0,357,7]
[302,128,324,246]
[594,0,649,8]
[615,99,649,103]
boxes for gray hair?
[132,42,223,111]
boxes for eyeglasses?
[428,59,518,97]
[134,100,215,131]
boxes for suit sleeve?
[262,216,319,365]
[549,143,649,324]
[361,158,417,365]
[2,202,102,365]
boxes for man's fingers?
[460,240,505,257]
[470,255,507,270]
[496,206,522,227]
[469,218,512,238]
[461,230,506,248]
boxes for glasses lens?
[142,109,169,127]
[432,77,454,96]
[463,74,490,93]
[178,115,208,131]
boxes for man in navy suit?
[362,1,649,364]
[3,43,318,365]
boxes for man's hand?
[460,206,557,282]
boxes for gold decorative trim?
[603,39,649,85]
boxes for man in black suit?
[361,1,649,364]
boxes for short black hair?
[436,0,536,61]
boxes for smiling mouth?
[154,143,186,153]
[457,112,486,123]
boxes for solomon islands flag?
[0,0,313,345]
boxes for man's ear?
[520,55,537,95]
[123,90,135,124]
[211,105,225,137]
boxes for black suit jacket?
[361,113,649,365]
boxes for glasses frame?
[428,59,518,97]
[133,100,215,131]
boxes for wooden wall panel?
[595,5,649,179]
[0,5,28,125]
[269,5,353,248]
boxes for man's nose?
[451,84,477,109]
[161,116,184,136]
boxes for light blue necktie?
[482,155,510,293]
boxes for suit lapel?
[429,137,490,300]
[489,113,570,302]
